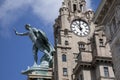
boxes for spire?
[61,2,67,8]
[59,1,69,15]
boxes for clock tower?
[53,0,115,80]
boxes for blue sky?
[0,0,101,80]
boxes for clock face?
[71,19,90,37]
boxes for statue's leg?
[33,44,38,65]
[49,45,55,56]
[44,50,52,61]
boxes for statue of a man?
[14,24,54,66]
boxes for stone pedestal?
[22,65,53,80]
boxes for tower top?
[60,0,87,13]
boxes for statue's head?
[25,24,31,30]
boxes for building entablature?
[93,0,120,49]
[73,61,92,74]
[56,46,71,50]
[93,0,115,24]
[92,56,113,65]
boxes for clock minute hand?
[79,21,82,31]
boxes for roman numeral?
[72,22,77,26]
[85,31,89,33]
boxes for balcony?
[77,51,92,62]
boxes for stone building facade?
[93,0,120,79]
[53,0,115,80]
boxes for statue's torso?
[28,28,37,43]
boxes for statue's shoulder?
[32,28,39,32]
[32,27,48,40]
[32,28,44,33]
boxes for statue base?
[21,65,53,80]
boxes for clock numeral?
[85,27,89,30]
[76,32,80,36]
[76,21,79,24]
[71,25,75,28]
[83,32,86,36]
[74,31,78,34]
[85,26,88,28]
[72,22,77,25]
[72,24,76,27]
[80,21,83,25]
[85,32,88,35]
[84,23,87,26]
[72,28,75,31]
[80,33,82,36]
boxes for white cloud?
[0,0,32,26]
[31,0,63,23]
[0,0,63,37]
[0,0,63,26]
[86,0,92,9]
[0,0,92,26]
[0,0,33,37]
[0,0,92,38]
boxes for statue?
[14,24,54,67]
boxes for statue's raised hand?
[13,28,18,35]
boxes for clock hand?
[79,21,83,31]
[79,27,82,31]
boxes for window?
[79,74,83,80]
[65,40,69,45]
[62,54,67,62]
[104,67,109,77]
[63,68,68,76]
[78,42,85,51]
[80,4,83,11]
[99,39,104,46]
[64,29,68,35]
[79,44,85,48]
[73,4,77,12]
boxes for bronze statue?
[14,24,54,66]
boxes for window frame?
[99,38,104,47]
[62,54,67,62]
[78,42,86,51]
[65,40,69,45]
[63,68,68,76]
[104,67,109,77]
[73,4,77,12]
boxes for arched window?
[73,4,77,12]
[65,40,69,45]
[80,4,83,11]
[64,29,68,35]
[79,43,85,48]
[104,67,109,77]
[78,42,86,51]
[62,54,67,62]
[99,39,104,46]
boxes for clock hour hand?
[79,27,82,31]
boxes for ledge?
[56,46,71,49]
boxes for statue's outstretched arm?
[14,29,29,36]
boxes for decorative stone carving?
[85,10,94,21]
